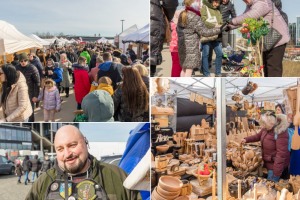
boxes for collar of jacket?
[203,0,220,10]
[259,114,290,135]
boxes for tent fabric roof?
[0,20,43,55]
[225,78,298,104]
[28,34,51,46]
[122,24,149,44]
[166,78,216,100]
[119,24,140,37]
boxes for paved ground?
[154,44,229,77]
[0,172,37,200]
[0,84,77,122]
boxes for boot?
[65,87,69,98]
[27,179,30,183]
[25,182,27,185]
[61,87,65,94]
[18,180,21,184]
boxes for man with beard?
[25,125,142,200]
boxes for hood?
[72,63,88,71]
[98,83,114,96]
[81,90,114,122]
[80,51,90,56]
[203,0,220,10]
[98,61,112,72]
[272,0,282,11]
[30,56,40,64]
[45,85,57,92]
[259,114,289,135]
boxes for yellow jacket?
[97,83,114,96]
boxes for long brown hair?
[121,66,149,114]
[181,0,194,25]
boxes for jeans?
[18,176,21,181]
[24,172,29,183]
[77,103,82,110]
[202,41,223,76]
[32,172,39,182]
[267,170,280,182]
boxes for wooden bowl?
[156,145,169,152]
[152,187,168,200]
[157,185,181,199]
[192,169,213,181]
[174,196,191,200]
[165,153,174,160]
[158,176,183,192]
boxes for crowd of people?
[150,0,289,77]
[0,42,150,122]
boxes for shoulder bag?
[200,6,219,43]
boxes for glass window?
[0,143,6,149]
[27,131,31,142]
[1,156,8,163]
[17,130,23,141]
[12,143,17,149]
[18,144,22,150]
[11,129,17,140]
[6,129,11,140]
[0,128,5,140]
[6,143,11,149]
[23,132,27,141]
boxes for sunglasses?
[45,81,52,85]
[20,60,28,63]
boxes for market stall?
[44,36,63,46]
[0,20,43,64]
[224,78,300,200]
[28,34,51,48]
[117,24,139,52]
[151,78,221,200]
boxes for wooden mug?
[180,179,192,196]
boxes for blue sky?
[79,123,141,142]
[0,0,149,37]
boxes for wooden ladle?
[291,84,300,150]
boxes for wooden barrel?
[155,155,168,172]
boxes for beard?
[63,154,88,174]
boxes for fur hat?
[44,78,54,87]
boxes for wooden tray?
[167,167,186,176]
[190,178,213,197]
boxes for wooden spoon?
[291,125,300,150]
[293,85,300,126]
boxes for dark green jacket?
[201,0,223,29]
[25,154,142,200]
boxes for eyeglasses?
[20,60,28,63]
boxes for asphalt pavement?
[0,172,37,200]
[154,44,228,77]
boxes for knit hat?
[81,90,114,122]
[18,52,28,61]
[113,50,122,58]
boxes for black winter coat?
[15,63,40,100]
[31,159,41,172]
[89,55,98,71]
[40,160,52,172]
[220,1,237,23]
[45,54,57,62]
[150,0,178,66]
[22,159,32,172]
[29,56,44,79]
[97,62,123,90]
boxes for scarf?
[185,6,201,16]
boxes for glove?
[227,18,233,25]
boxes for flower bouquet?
[61,60,69,72]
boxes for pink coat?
[230,0,289,49]
[169,22,179,53]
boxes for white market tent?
[44,36,63,46]
[225,78,298,105]
[118,24,139,51]
[28,34,51,47]
[0,20,43,55]
[107,39,114,44]
[96,37,108,44]
[122,24,149,44]
[165,78,216,100]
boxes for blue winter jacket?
[30,56,44,79]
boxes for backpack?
[274,128,294,152]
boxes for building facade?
[289,23,296,46]
[0,123,79,155]
[296,16,300,47]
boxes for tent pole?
[216,78,226,200]
[213,91,215,126]
[4,55,7,64]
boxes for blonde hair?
[98,76,112,85]
[60,53,67,60]
[181,0,194,25]
[113,57,121,63]
[134,64,149,76]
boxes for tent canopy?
[225,78,298,104]
[0,20,43,55]
[97,37,108,43]
[28,34,51,46]
[118,24,139,51]
[44,36,63,46]
[166,78,216,100]
[122,24,149,44]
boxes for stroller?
[222,50,246,71]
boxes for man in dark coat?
[28,53,44,80]
[45,49,57,62]
[150,0,178,76]
[97,52,123,90]
[22,155,32,185]
[15,53,40,122]
[220,0,237,48]
[89,52,99,71]
[51,49,60,62]
[40,156,53,173]
[30,155,41,183]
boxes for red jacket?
[74,69,91,104]
[245,114,290,177]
